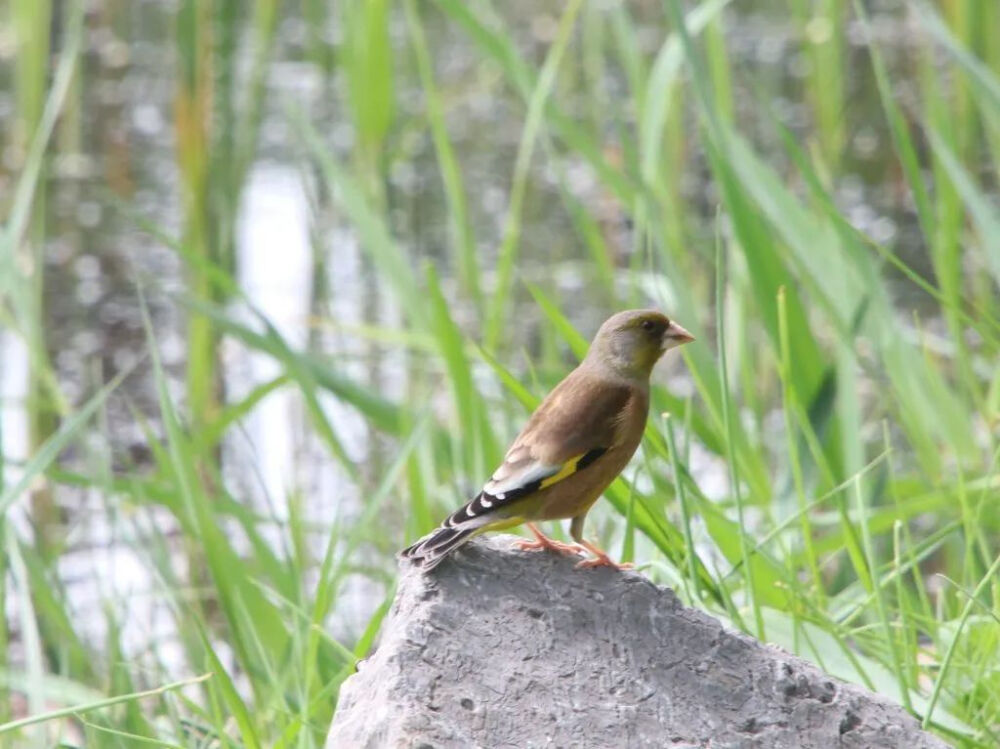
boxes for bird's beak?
[662,321,695,349]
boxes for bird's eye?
[641,320,656,332]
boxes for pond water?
[0,0,945,669]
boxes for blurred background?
[1,0,999,745]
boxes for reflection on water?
[0,333,29,525]
[233,164,312,512]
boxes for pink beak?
[664,321,695,345]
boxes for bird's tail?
[399,524,478,571]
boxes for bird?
[400,309,694,572]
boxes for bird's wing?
[444,369,634,527]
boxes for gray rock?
[327,535,949,749]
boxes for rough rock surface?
[327,535,949,749]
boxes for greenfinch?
[401,309,694,571]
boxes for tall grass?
[2,0,1000,746]
[9,0,62,559]
[175,0,281,431]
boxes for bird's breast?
[533,388,650,521]
[613,387,649,450]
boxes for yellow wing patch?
[537,447,608,490]
[538,459,581,489]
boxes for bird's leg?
[569,515,634,571]
[513,523,586,556]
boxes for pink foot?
[575,555,633,570]
[575,542,634,570]
[514,537,587,556]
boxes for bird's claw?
[575,555,634,571]
[513,538,586,556]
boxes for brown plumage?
[400,309,694,571]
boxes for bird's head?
[586,309,695,379]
